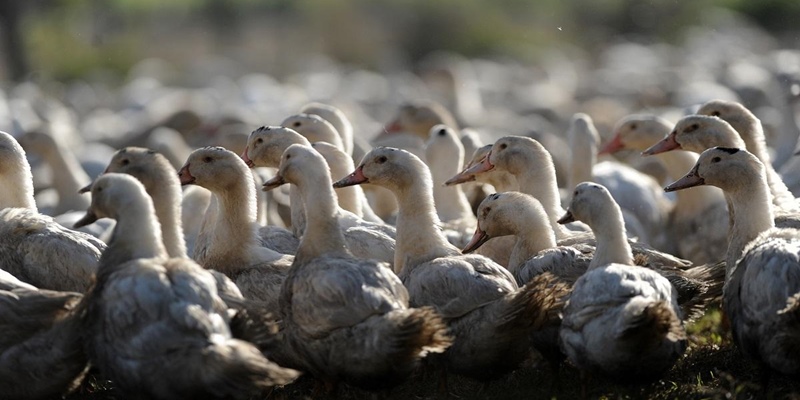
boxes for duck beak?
[461,152,495,176]
[262,174,287,191]
[444,166,477,186]
[664,168,704,192]
[557,210,575,224]
[461,227,490,254]
[73,209,99,228]
[177,164,196,186]
[241,147,255,168]
[642,133,680,156]
[333,165,368,188]
[78,182,93,194]
[598,134,625,155]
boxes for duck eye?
[256,138,263,144]
[376,155,388,164]
[438,128,447,136]
[293,121,302,128]
[120,159,129,166]
[630,123,637,130]
[499,143,507,150]
[286,154,292,160]
[203,156,212,163]
[711,156,721,163]
[711,111,720,117]
[574,190,579,196]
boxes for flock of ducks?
[2,53,800,398]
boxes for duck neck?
[204,175,261,272]
[568,134,596,192]
[289,186,307,237]
[726,177,775,277]
[326,157,363,217]
[508,211,557,273]
[512,157,572,240]
[431,178,474,223]
[658,151,725,220]
[588,203,633,269]
[150,180,188,259]
[42,140,90,210]
[293,171,350,264]
[393,175,458,273]
[0,171,37,211]
[108,200,168,263]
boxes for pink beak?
[241,147,255,168]
[642,133,681,156]
[598,134,626,155]
[333,165,369,188]
[461,227,490,254]
[384,119,403,134]
[461,152,495,176]
[177,165,196,185]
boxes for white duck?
[310,141,384,223]
[0,131,104,292]
[457,136,694,268]
[665,147,800,376]
[300,102,354,156]
[17,129,91,215]
[242,126,396,263]
[178,146,293,309]
[567,113,672,248]
[602,114,729,264]
[75,173,299,399]
[81,147,187,258]
[644,114,800,229]
[262,144,450,390]
[424,124,477,234]
[697,99,799,211]
[558,182,686,383]
[334,147,569,381]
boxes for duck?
[665,147,800,376]
[0,279,88,400]
[262,144,450,390]
[643,114,800,229]
[424,125,477,234]
[457,135,692,268]
[567,113,673,248]
[80,147,187,258]
[281,113,346,153]
[310,141,384,223]
[463,190,720,321]
[696,99,799,211]
[258,141,395,265]
[441,144,517,267]
[557,182,686,383]
[300,102,354,156]
[242,126,396,263]
[17,129,91,215]
[334,146,570,382]
[601,114,729,264]
[0,131,104,292]
[178,146,294,309]
[74,173,299,399]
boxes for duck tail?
[201,339,300,397]
[388,306,453,362]
[685,260,726,303]
[497,272,571,332]
[619,300,686,346]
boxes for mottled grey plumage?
[0,284,88,399]
[0,207,104,292]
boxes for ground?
[66,310,800,400]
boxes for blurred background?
[1,0,799,150]
[3,0,798,83]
